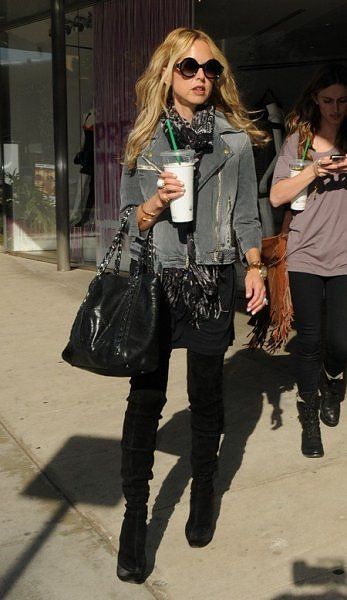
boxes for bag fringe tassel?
[248,233,293,353]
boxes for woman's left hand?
[245,270,267,315]
[318,156,347,174]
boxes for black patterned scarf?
[162,104,215,154]
[161,104,221,328]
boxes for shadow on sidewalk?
[273,595,347,599]
[0,435,123,598]
[271,558,347,599]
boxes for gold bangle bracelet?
[246,261,261,271]
[141,205,157,217]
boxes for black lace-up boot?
[297,392,324,458]
[117,389,166,583]
[320,370,344,427]
[185,351,224,547]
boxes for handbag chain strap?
[97,206,155,276]
[97,206,133,276]
[128,229,154,278]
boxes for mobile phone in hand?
[330,154,345,162]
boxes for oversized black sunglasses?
[176,57,224,80]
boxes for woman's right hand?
[156,170,185,206]
[311,158,331,178]
[137,171,185,231]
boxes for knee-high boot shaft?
[121,389,166,507]
[117,389,166,582]
[187,350,224,482]
[186,350,224,547]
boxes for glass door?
[0,19,56,257]
[65,7,95,265]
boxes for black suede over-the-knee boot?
[117,389,166,583]
[185,350,224,547]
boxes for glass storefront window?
[1,19,56,256]
[0,8,95,264]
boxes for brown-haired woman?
[117,27,268,582]
[270,64,347,459]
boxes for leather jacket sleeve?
[120,165,148,239]
[233,135,262,264]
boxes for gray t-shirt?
[272,132,347,276]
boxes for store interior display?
[255,89,286,237]
[70,109,95,228]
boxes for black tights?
[289,271,347,395]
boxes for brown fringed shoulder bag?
[248,210,293,353]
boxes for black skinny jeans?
[289,271,347,395]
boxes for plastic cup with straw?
[161,118,195,222]
[289,137,311,210]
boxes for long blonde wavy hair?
[285,64,347,159]
[124,28,268,167]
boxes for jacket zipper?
[214,170,222,261]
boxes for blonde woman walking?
[117,27,268,583]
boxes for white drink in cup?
[289,159,309,211]
[160,149,195,222]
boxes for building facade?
[0,0,345,269]
[0,0,192,270]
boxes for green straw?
[165,119,178,151]
[301,138,310,161]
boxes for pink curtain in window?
[93,0,192,260]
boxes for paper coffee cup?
[290,159,309,211]
[161,150,195,223]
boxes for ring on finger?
[157,177,165,189]
[263,297,269,305]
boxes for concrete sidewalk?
[1,252,347,600]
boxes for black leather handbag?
[62,208,159,376]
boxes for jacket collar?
[214,109,241,134]
[197,127,233,191]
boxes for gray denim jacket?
[120,111,261,270]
